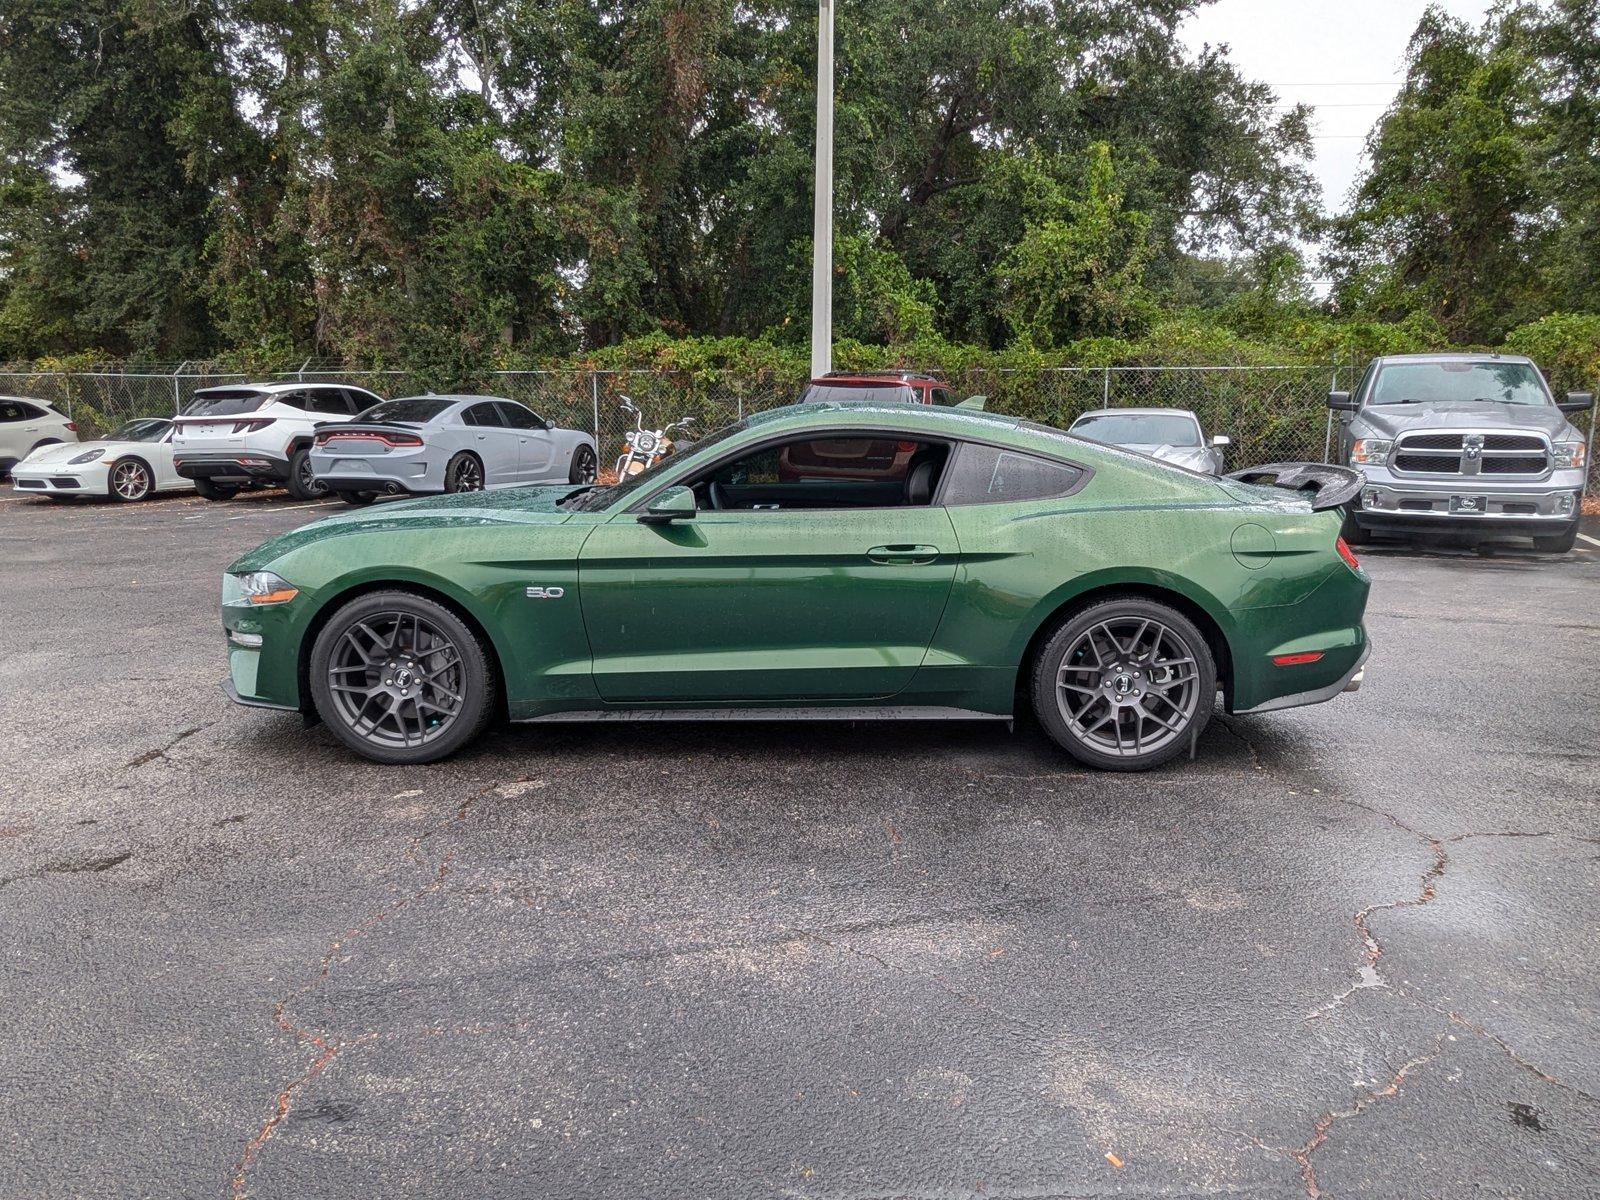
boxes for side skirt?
[517,705,1011,725]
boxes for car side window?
[0,401,26,421]
[497,402,547,431]
[345,388,381,413]
[275,390,309,411]
[306,388,351,415]
[931,388,953,407]
[462,402,506,428]
[684,434,949,510]
[941,443,1084,504]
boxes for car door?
[577,430,960,703]
[460,402,519,486]
[0,399,33,464]
[498,402,557,483]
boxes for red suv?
[797,372,954,407]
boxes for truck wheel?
[193,478,239,502]
[1533,522,1579,554]
[1340,509,1370,545]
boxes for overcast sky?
[1180,0,1493,216]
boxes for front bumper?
[175,451,291,485]
[9,465,107,494]
[1349,464,1583,534]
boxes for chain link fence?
[3,361,1595,487]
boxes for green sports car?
[222,402,1371,770]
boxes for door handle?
[867,544,939,565]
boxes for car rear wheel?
[568,445,598,484]
[1031,597,1216,772]
[444,452,484,493]
[108,458,153,502]
[309,591,497,764]
[286,447,328,500]
[337,489,379,506]
[193,477,239,502]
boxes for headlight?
[69,449,106,465]
[235,571,299,605]
[1553,441,1587,470]
[1350,439,1393,467]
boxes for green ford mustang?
[222,402,1371,770]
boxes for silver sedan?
[1067,407,1231,474]
[310,395,599,504]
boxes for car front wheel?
[568,445,598,484]
[1533,521,1579,554]
[108,458,153,502]
[1031,597,1217,771]
[308,591,497,764]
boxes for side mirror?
[1558,391,1594,414]
[1212,434,1232,447]
[956,395,988,411]
[1327,391,1358,412]
[638,485,696,524]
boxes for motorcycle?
[614,396,695,478]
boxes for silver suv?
[1331,353,1593,553]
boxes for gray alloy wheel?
[1032,598,1216,771]
[569,444,598,484]
[108,458,153,502]
[286,447,328,500]
[445,452,484,493]
[309,592,496,764]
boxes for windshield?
[112,418,171,442]
[800,383,919,404]
[358,396,453,424]
[1071,413,1201,447]
[562,419,751,512]
[184,388,270,417]
[1369,362,1552,407]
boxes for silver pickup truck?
[1330,353,1593,553]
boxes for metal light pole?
[809,0,834,379]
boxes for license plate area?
[1449,494,1487,514]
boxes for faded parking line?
[1576,531,1600,549]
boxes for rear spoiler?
[1224,462,1363,511]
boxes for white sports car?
[10,418,194,502]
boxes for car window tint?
[462,402,506,428]
[183,389,271,417]
[0,400,25,421]
[931,389,953,406]
[305,388,350,415]
[688,434,947,509]
[942,443,1083,504]
[344,388,382,413]
[275,391,309,411]
[497,402,545,430]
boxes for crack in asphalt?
[1210,717,1264,773]
[228,776,535,1199]
[124,722,212,768]
[0,849,134,893]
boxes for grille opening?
[1402,433,1462,450]
[1484,434,1544,451]
[1393,453,1462,474]
[1481,456,1547,474]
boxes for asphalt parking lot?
[1,484,1597,1200]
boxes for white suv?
[0,396,78,475]
[172,381,384,500]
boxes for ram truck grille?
[1390,432,1550,477]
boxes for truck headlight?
[1553,441,1586,470]
[1351,439,1393,467]
[235,571,299,605]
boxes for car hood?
[229,485,584,572]
[19,440,111,465]
[1356,402,1576,439]
[1119,442,1212,471]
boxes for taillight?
[65,421,78,432]
[231,418,275,434]
[1273,651,1325,666]
[1336,536,1361,572]
[314,429,423,448]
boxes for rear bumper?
[308,448,443,495]
[175,451,290,485]
[1233,641,1369,715]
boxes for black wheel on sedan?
[444,451,484,493]
[1031,597,1216,771]
[286,447,329,500]
[108,457,153,502]
[338,489,379,506]
[308,591,497,764]
[568,445,598,484]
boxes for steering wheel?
[709,479,730,511]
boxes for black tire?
[338,489,379,506]
[568,444,598,484]
[107,457,154,502]
[193,477,239,502]
[286,446,328,500]
[1340,508,1370,545]
[1533,521,1579,554]
[1030,597,1217,772]
[308,591,497,765]
[444,451,484,493]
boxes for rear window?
[1072,413,1201,447]
[184,389,270,417]
[800,383,919,404]
[359,397,452,424]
